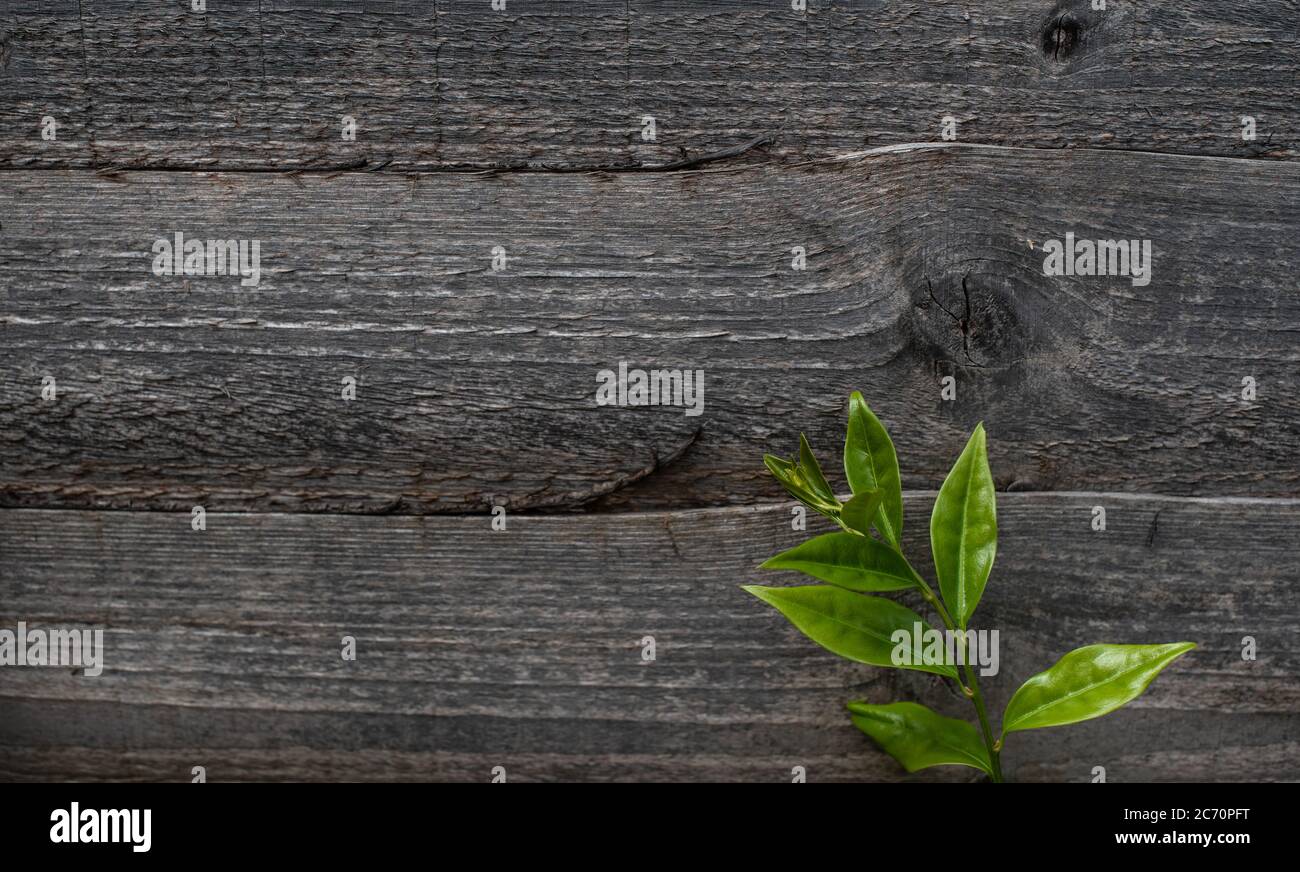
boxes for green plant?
[746,392,1195,782]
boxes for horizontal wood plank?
[0,0,1294,171]
[2,144,1298,511]
[0,493,1295,781]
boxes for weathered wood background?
[1,0,1297,782]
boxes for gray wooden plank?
[0,0,1294,171]
[2,143,1298,511]
[0,493,1295,781]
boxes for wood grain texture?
[2,0,1297,787]
[1,0,1294,172]
[3,144,1298,512]
[0,493,1295,782]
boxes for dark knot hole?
[1042,14,1082,60]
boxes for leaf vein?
[1007,653,1178,730]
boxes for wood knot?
[1042,13,1083,61]
[911,272,1031,370]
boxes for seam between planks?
[1,491,1298,520]
[0,140,1295,178]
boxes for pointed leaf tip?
[930,423,998,628]
[761,531,916,592]
[847,701,993,775]
[743,584,957,678]
[1001,642,1197,735]
[843,394,903,547]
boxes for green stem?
[913,579,1004,783]
[961,663,1004,782]
[834,515,1005,781]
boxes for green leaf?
[843,392,903,547]
[743,584,956,678]
[930,423,997,628]
[761,531,917,593]
[847,701,992,775]
[764,453,802,500]
[839,489,883,537]
[764,454,839,518]
[1002,642,1197,735]
[798,433,837,506]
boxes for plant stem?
[910,573,1006,783]
[835,517,1005,782]
[960,662,1004,783]
[913,582,1004,782]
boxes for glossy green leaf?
[1002,642,1197,735]
[798,433,837,506]
[761,531,917,593]
[743,584,956,678]
[930,423,997,628]
[843,392,903,547]
[839,489,883,537]
[764,454,839,518]
[847,701,992,774]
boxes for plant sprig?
[747,391,1196,782]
